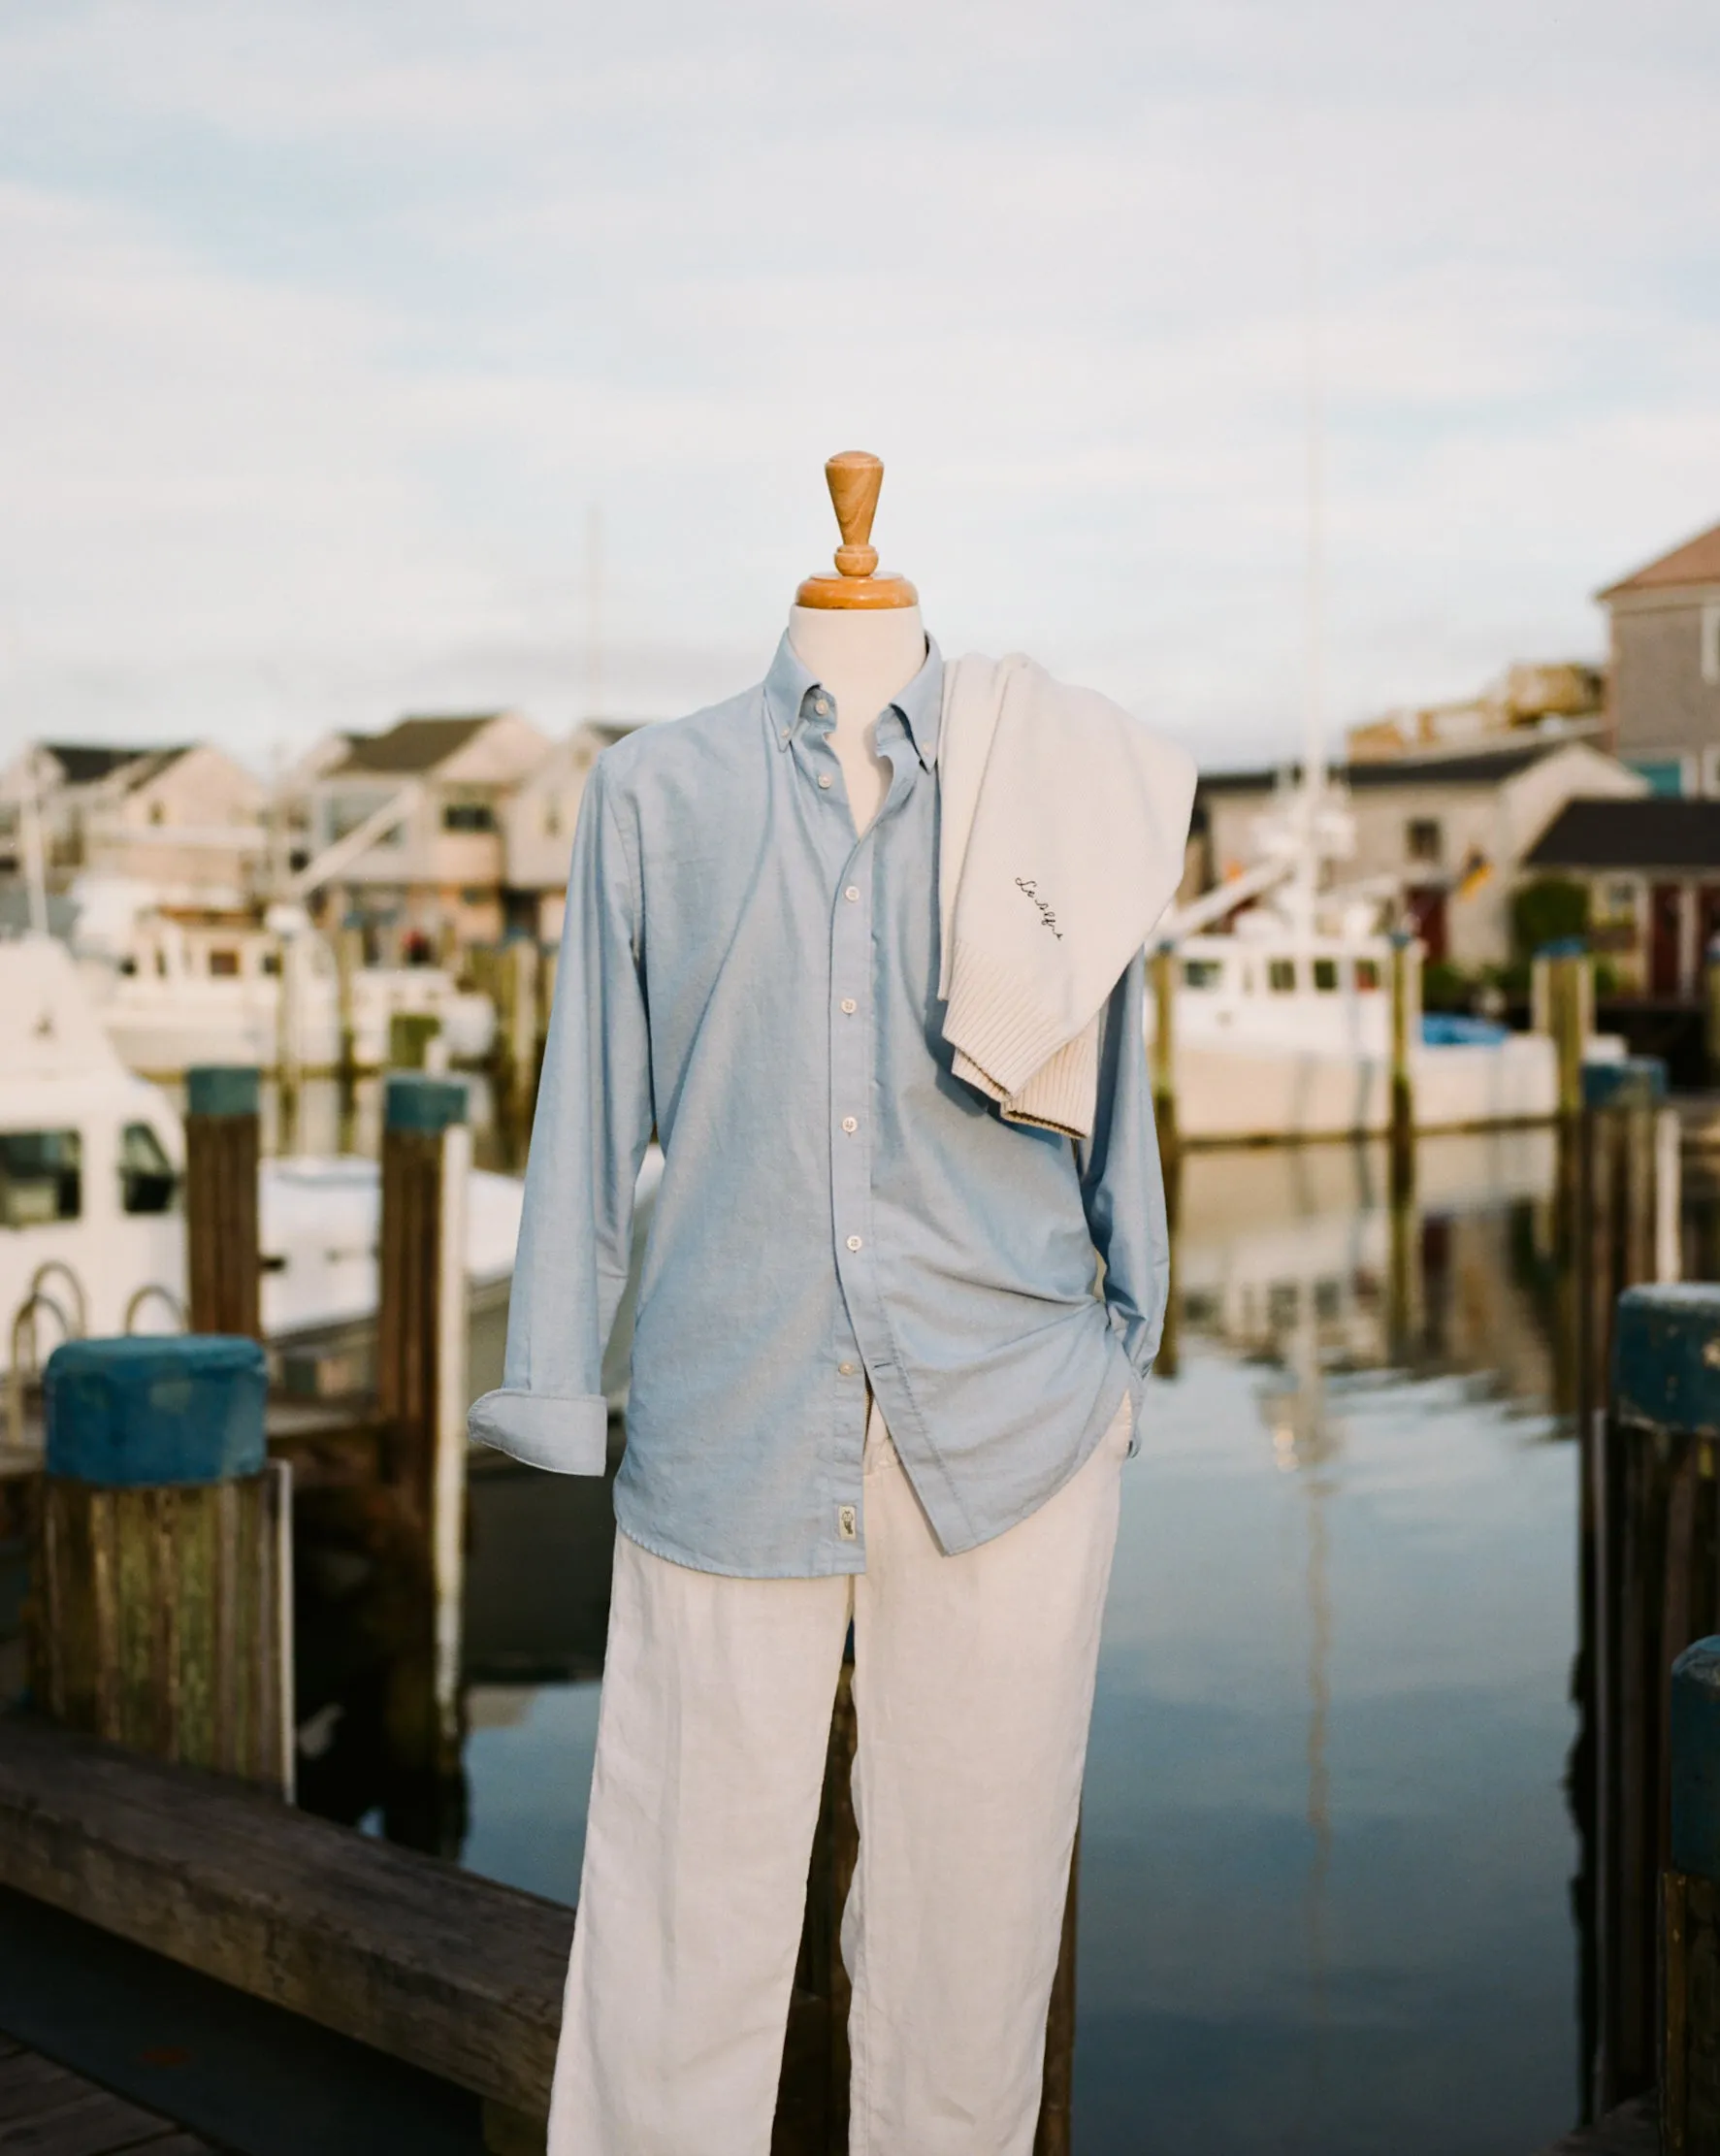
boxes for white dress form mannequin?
[787,452,928,836]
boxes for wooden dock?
[0,2030,220,2154]
[1530,2094,1658,2154]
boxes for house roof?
[40,741,172,787]
[1525,798,1720,872]
[1598,520,1720,601]
[332,714,498,776]
[1199,737,1571,798]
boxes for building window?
[1182,959,1222,990]
[1406,818,1443,865]
[208,949,240,977]
[1267,959,1297,993]
[328,794,401,844]
[1312,958,1340,992]
[119,1123,178,1216]
[0,1129,81,1226]
[543,803,564,840]
[442,800,497,833]
[148,800,167,826]
[1354,958,1381,993]
[1703,603,1720,687]
[460,887,490,906]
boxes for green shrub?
[1510,877,1589,960]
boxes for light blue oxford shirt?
[469,633,1172,1578]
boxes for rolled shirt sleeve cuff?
[467,1388,609,1475]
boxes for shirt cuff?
[467,1388,609,1475]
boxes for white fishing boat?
[68,875,495,1076]
[1147,784,1564,1144]
[0,933,522,1386]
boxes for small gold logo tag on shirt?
[837,1504,859,1542]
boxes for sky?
[1,0,1716,771]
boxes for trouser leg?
[844,1399,1129,2156]
[549,1526,852,2156]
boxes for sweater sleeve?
[467,760,654,1474]
[1076,950,1170,1448]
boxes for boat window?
[119,1123,178,1216]
[208,949,240,978]
[0,1130,81,1227]
[1267,959,1297,993]
[1313,958,1340,993]
[1182,959,1223,990]
[1354,958,1382,993]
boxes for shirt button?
[844,886,860,903]
[841,1116,858,1133]
[839,1360,857,1376]
[840,997,857,1014]
[818,772,833,789]
[846,1234,862,1252]
[814,696,830,716]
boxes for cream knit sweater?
[937,653,1197,1140]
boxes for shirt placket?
[791,696,917,1562]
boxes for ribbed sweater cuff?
[943,939,1081,1098]
[1002,1026,1098,1138]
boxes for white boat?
[0,934,522,1385]
[1147,779,1565,1144]
[68,875,496,1077]
[1147,917,1558,1144]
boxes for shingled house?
[306,710,550,961]
[1522,798,1720,997]
[1597,519,1720,798]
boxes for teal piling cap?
[1612,1284,1720,1437]
[45,1335,268,1486]
[1536,935,1587,959]
[186,1065,261,1119]
[1581,1058,1667,1109]
[384,1072,468,1133]
[1671,1639,1720,1882]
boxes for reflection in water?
[273,1102,1714,2153]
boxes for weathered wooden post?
[1592,1284,1720,2111]
[28,1334,292,1793]
[1666,1636,1720,2151]
[375,1072,471,1853]
[388,1010,441,1071]
[1387,930,1418,1194]
[1533,936,1593,1124]
[184,1064,262,1341]
[1705,933,1720,1090]
[1149,943,1178,1161]
[1580,1059,1672,1413]
[335,920,363,1087]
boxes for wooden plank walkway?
[1531,2094,1659,2154]
[0,2030,220,2154]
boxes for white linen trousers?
[548,1392,1129,2156]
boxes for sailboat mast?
[1297,147,1327,940]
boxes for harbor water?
[15,1073,1715,2152]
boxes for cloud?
[0,0,1715,761]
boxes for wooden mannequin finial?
[795,450,919,610]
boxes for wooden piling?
[183,1065,262,1341]
[1666,1636,1720,2152]
[27,1335,292,1795]
[388,1010,440,1071]
[1706,938,1720,1090]
[1149,944,1178,1161]
[1534,938,1593,1123]
[335,922,363,1088]
[375,1073,471,1850]
[1593,1284,1720,2111]
[1388,931,1417,1200]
